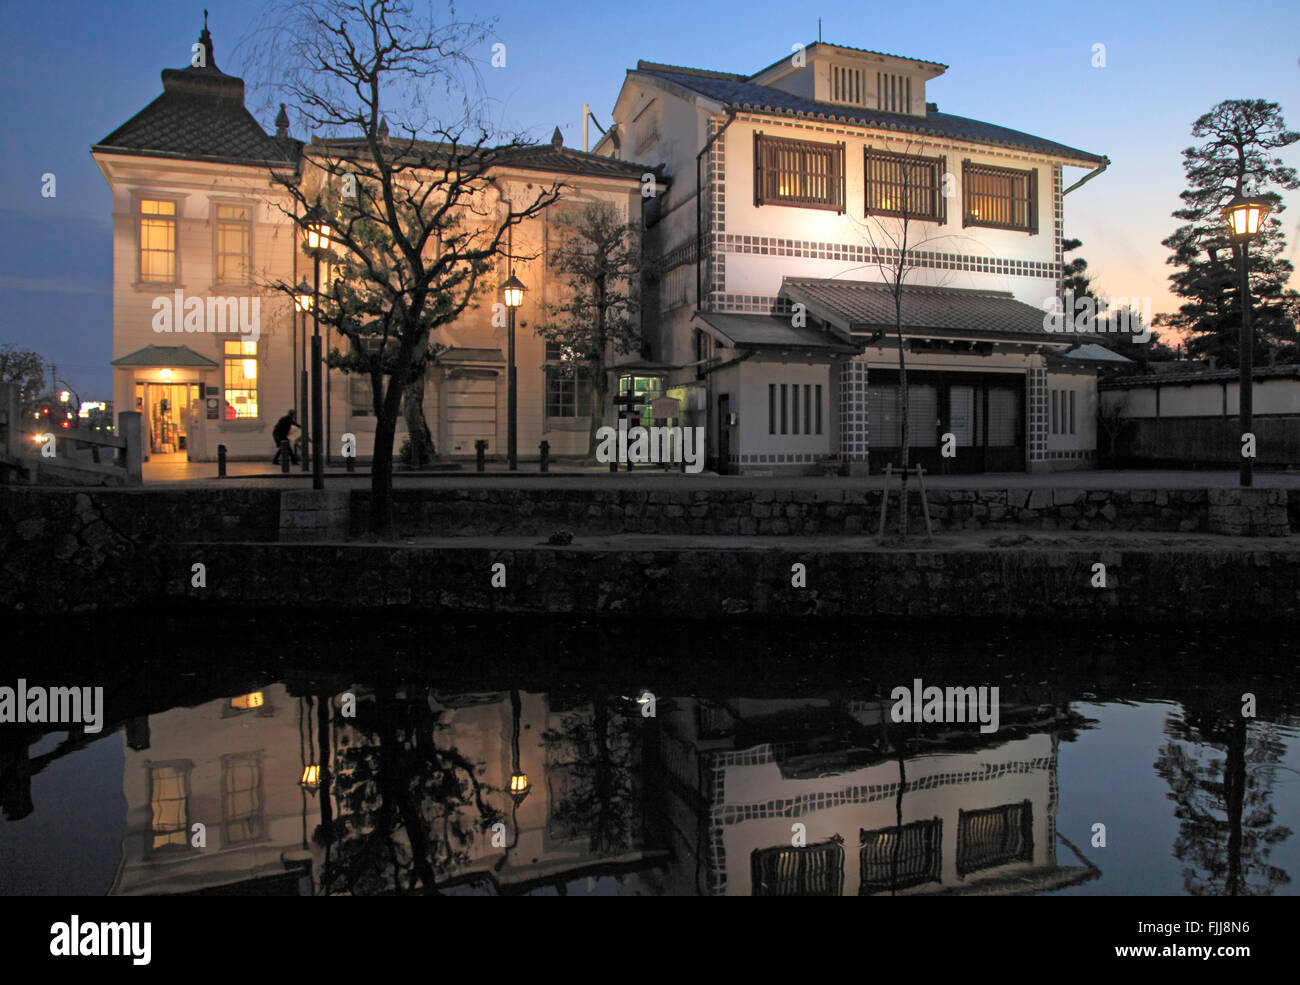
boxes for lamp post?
[304,206,332,490]
[501,274,526,471]
[1220,193,1273,488]
[294,281,313,472]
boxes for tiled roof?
[692,311,861,352]
[111,345,219,368]
[632,63,1106,165]
[747,41,948,78]
[1059,343,1133,363]
[93,29,296,167]
[781,277,1060,342]
[1099,364,1300,388]
[311,136,662,184]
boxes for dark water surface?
[2,614,1297,896]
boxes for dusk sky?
[1,0,1297,398]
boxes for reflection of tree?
[541,695,643,857]
[317,682,501,895]
[1154,700,1292,896]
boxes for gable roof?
[632,62,1106,166]
[692,311,860,353]
[781,277,1064,343]
[310,135,664,185]
[111,345,220,368]
[92,26,297,168]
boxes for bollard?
[345,454,354,473]
[475,439,487,473]
[539,440,549,473]
[217,444,227,478]
[280,440,292,473]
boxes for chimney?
[1207,355,1218,371]
[551,126,564,150]
[275,103,290,138]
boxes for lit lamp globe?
[501,274,526,308]
[294,281,313,312]
[304,206,332,253]
[509,771,529,804]
[300,765,321,792]
[1221,193,1272,243]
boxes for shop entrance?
[136,382,200,458]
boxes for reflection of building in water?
[112,683,662,895]
[652,697,1099,896]
[111,684,317,895]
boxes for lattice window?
[751,838,845,896]
[859,818,943,894]
[754,133,845,213]
[963,161,1037,232]
[957,800,1034,877]
[865,150,946,222]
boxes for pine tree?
[1155,100,1299,366]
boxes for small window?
[139,199,177,283]
[221,754,264,845]
[223,340,258,419]
[546,366,592,419]
[214,203,252,285]
[754,133,845,213]
[865,150,946,222]
[768,384,776,435]
[149,764,190,852]
[963,161,1037,233]
[1068,390,1076,436]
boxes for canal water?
[1,614,1297,896]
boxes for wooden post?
[218,444,227,478]
[877,463,892,542]
[280,440,292,473]
[914,464,934,541]
[119,411,143,484]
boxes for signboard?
[651,396,679,420]
[206,397,219,420]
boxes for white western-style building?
[596,41,1116,473]
[91,23,654,465]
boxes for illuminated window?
[963,161,1037,232]
[221,755,264,844]
[957,800,1034,877]
[754,134,845,212]
[223,340,258,419]
[149,763,189,851]
[865,150,946,222]
[139,199,177,283]
[215,203,252,284]
[616,375,663,427]
[859,819,943,894]
[751,839,844,896]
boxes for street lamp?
[303,205,332,489]
[501,274,526,471]
[294,280,313,473]
[1221,193,1273,487]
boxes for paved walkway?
[141,457,1300,490]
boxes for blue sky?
[1,0,1297,397]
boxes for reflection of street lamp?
[501,274,526,471]
[303,204,333,490]
[509,687,529,806]
[1221,193,1273,488]
[300,764,321,792]
[294,281,313,472]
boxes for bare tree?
[245,0,560,535]
[850,141,956,534]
